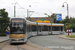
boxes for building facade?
[27,17,54,23]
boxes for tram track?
[15,42,44,50]
[26,43,44,50]
[16,45,26,50]
[0,41,48,50]
[0,41,26,50]
[0,41,9,50]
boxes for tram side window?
[38,26,41,32]
[49,26,51,31]
[42,26,48,31]
[29,25,31,32]
[52,26,60,31]
[32,25,37,31]
[28,24,31,32]
[61,26,63,31]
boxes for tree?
[69,18,75,24]
[62,19,67,24]
[70,17,73,19]
[0,8,9,36]
[44,13,62,23]
[44,13,50,17]
[65,16,68,19]
[51,13,56,18]
[62,16,75,32]
[50,13,56,23]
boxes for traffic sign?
[56,14,62,21]
[70,29,72,33]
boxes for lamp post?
[62,2,69,36]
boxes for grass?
[66,35,75,38]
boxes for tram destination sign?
[12,20,23,22]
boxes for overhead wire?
[14,0,25,9]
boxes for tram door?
[52,26,61,34]
[42,25,49,35]
[38,26,43,35]
[48,26,51,35]
[32,25,37,36]
[27,24,32,38]
[60,26,64,34]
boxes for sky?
[0,0,75,19]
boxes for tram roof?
[25,19,64,26]
[10,17,26,20]
[30,22,64,26]
[9,18,64,26]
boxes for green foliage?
[70,24,75,32]
[51,13,56,18]
[44,13,47,15]
[62,16,75,32]
[57,21,62,23]
[44,13,61,23]
[62,19,67,24]
[0,8,9,36]
[0,9,8,17]
[69,18,75,24]
[0,33,7,36]
[70,17,73,19]
[66,35,75,38]
[44,13,50,17]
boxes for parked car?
[66,30,71,33]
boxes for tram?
[30,22,64,35]
[9,18,27,43]
[9,18,64,43]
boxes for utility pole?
[29,11,34,21]
[27,5,34,21]
[12,3,17,17]
[27,9,29,20]
[14,5,16,17]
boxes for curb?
[0,39,8,43]
[58,35,75,40]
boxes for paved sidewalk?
[0,35,9,43]
[58,35,75,40]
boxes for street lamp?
[62,2,69,36]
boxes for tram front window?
[11,22,24,34]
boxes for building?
[26,17,54,23]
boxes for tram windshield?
[11,22,24,34]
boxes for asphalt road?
[28,33,75,50]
